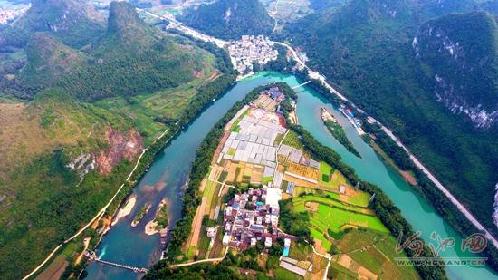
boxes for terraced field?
[292,193,388,250]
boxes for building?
[206,227,217,238]
[283,238,291,257]
[280,257,308,277]
[265,187,282,209]
[265,236,273,247]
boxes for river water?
[85,72,497,280]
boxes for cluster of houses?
[0,4,28,25]
[222,187,293,252]
[227,35,279,75]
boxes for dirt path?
[189,195,207,249]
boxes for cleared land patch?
[333,229,420,280]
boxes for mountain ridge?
[179,0,274,40]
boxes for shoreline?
[25,59,236,279]
[369,140,418,186]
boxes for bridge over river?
[87,251,148,274]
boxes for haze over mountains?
[0,0,208,100]
[0,0,105,49]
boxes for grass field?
[347,191,370,208]
[274,267,303,280]
[282,130,303,150]
[203,180,221,217]
[318,162,350,192]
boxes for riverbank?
[147,81,433,279]
[369,140,417,186]
[85,72,498,279]
[25,72,237,280]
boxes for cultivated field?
[291,192,388,250]
[332,229,420,280]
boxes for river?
[85,72,497,280]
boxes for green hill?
[0,0,105,49]
[56,1,205,100]
[284,0,498,240]
[2,1,211,100]
[179,0,274,40]
[19,33,87,92]
[415,12,498,125]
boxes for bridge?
[291,81,311,89]
[87,251,148,274]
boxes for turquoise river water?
[85,72,497,280]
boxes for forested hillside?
[1,1,209,100]
[0,1,234,278]
[56,1,205,100]
[0,0,105,49]
[179,0,274,40]
[284,0,498,236]
[415,12,498,128]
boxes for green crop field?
[320,161,332,177]
[291,194,388,250]
[282,130,303,150]
[347,192,371,208]
[203,180,221,214]
[318,161,350,192]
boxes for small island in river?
[145,199,168,236]
[321,107,361,158]
[131,202,151,227]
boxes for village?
[227,35,279,76]
[182,85,391,279]
[0,2,29,25]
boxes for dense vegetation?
[179,0,274,40]
[1,2,211,101]
[145,262,242,279]
[415,12,498,114]
[0,2,237,278]
[0,0,105,50]
[283,0,498,237]
[323,120,361,158]
[279,199,311,241]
